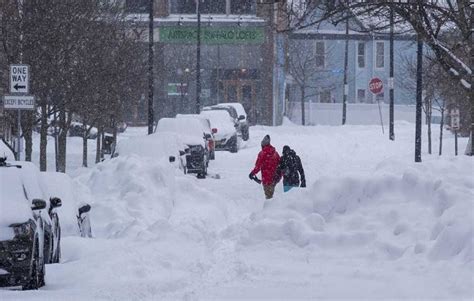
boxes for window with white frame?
[357,42,365,68]
[315,41,325,69]
[319,90,331,103]
[376,41,385,69]
[357,89,366,103]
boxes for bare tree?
[278,0,473,155]
[288,40,334,125]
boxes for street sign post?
[4,64,34,160]
[369,77,385,134]
[10,64,29,94]
[3,95,35,110]
[369,77,383,94]
[451,108,460,156]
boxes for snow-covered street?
[1,122,473,300]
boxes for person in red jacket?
[249,135,280,199]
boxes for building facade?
[125,0,287,126]
[287,16,417,114]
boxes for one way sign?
[10,64,29,94]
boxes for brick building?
[124,0,286,126]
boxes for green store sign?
[160,27,265,45]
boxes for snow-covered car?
[176,114,216,160]
[0,158,57,289]
[113,131,188,173]
[156,118,210,178]
[212,103,249,141]
[200,110,239,153]
[48,197,62,263]
[69,122,98,139]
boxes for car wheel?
[242,129,249,141]
[230,140,238,153]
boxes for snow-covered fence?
[287,102,426,126]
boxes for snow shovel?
[250,174,262,184]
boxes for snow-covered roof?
[156,118,205,146]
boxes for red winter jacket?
[250,145,280,185]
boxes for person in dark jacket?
[249,135,280,199]
[275,145,306,192]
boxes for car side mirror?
[212,128,218,134]
[32,199,47,210]
[169,156,176,163]
[204,133,211,139]
[238,115,245,121]
[78,204,91,216]
[50,197,62,208]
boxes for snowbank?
[226,157,474,263]
[74,155,178,239]
[42,172,85,236]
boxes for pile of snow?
[74,155,178,239]
[156,118,205,146]
[114,131,186,164]
[42,171,85,236]
[224,157,473,263]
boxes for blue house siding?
[288,22,417,106]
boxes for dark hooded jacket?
[276,146,306,187]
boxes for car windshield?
[0,167,32,227]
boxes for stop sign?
[369,77,383,94]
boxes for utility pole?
[147,0,154,135]
[195,0,202,114]
[415,33,423,163]
[342,17,349,125]
[389,4,395,140]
